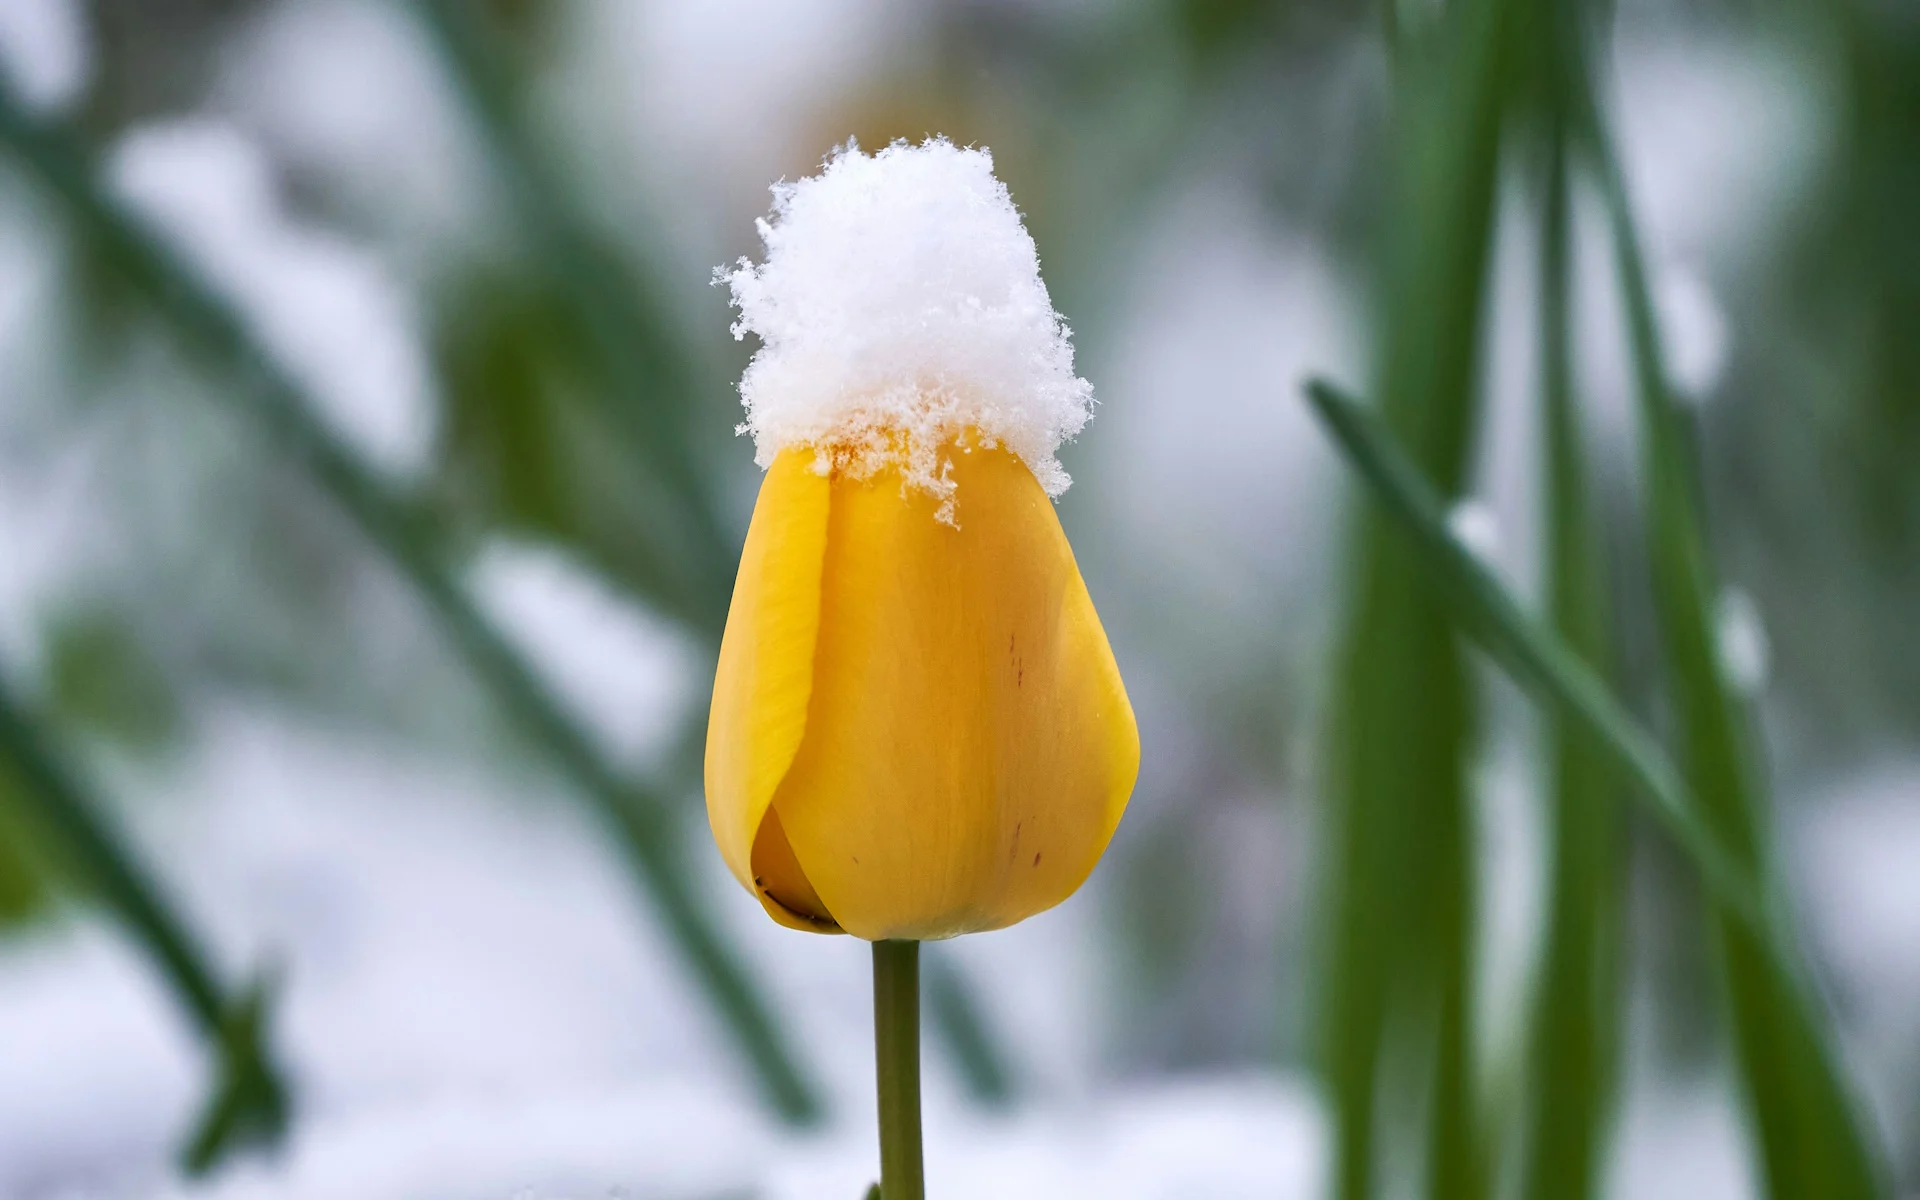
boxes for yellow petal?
[750,804,840,933]
[705,448,834,924]
[772,440,1139,940]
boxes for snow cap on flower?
[720,138,1093,509]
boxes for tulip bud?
[707,139,1139,941]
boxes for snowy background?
[0,0,1917,1197]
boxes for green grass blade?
[0,669,289,1170]
[0,764,57,924]
[1304,379,1896,1196]
[1318,2,1514,1196]
[923,950,1015,1107]
[1575,101,1888,1200]
[0,81,824,1125]
[411,0,736,617]
[1304,378,1775,934]
[1519,119,1623,1200]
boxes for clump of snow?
[1658,264,1729,405]
[1446,499,1503,567]
[1713,586,1770,696]
[720,138,1093,513]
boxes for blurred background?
[0,0,1916,1197]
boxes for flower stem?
[873,939,924,1200]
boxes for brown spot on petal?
[1032,851,1042,867]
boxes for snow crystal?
[720,138,1093,512]
[1658,264,1729,404]
[1446,499,1502,565]
[1713,586,1770,696]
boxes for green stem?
[873,940,925,1200]
[1522,96,1622,1200]
[1572,78,1889,1199]
[1304,378,1766,932]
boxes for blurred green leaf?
[0,666,288,1170]
[1577,74,1890,1200]
[1305,378,1769,930]
[0,76,825,1127]
[1519,109,1623,1200]
[1304,377,1891,1200]
[180,971,287,1174]
[1316,0,1514,1196]
[1821,8,1920,558]
[924,950,1015,1107]
[431,272,726,636]
[0,762,56,926]
[43,606,183,753]
[412,0,737,611]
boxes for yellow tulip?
[705,433,1139,942]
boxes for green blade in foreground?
[1519,114,1623,1200]
[0,81,822,1125]
[1303,377,1778,949]
[1304,379,1885,1198]
[1318,0,1515,1194]
[0,672,288,1171]
[411,0,737,630]
[1577,100,1888,1200]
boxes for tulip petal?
[750,805,840,932]
[705,448,834,913]
[772,442,1139,940]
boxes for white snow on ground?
[0,926,200,1195]
[165,1081,781,1200]
[0,706,1327,1198]
[765,1075,1325,1200]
